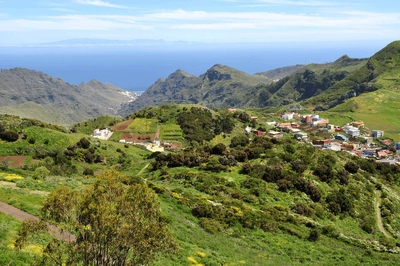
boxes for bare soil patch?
[112,119,134,131]
[120,132,156,143]
[0,156,28,168]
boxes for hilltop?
[119,64,270,116]
[0,68,137,126]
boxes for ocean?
[0,42,385,93]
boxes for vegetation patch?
[128,118,158,134]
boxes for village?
[249,112,400,166]
[91,109,400,167]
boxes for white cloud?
[73,0,127,9]
[0,8,399,44]
[256,0,336,6]
[219,0,337,6]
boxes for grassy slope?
[326,88,400,141]
[1,108,400,265]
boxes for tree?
[0,130,19,142]
[16,170,175,265]
[33,166,50,180]
[211,143,227,155]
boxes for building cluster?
[261,112,400,165]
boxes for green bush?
[199,218,224,234]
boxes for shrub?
[230,135,249,148]
[291,202,313,217]
[77,137,91,149]
[326,188,353,215]
[294,177,321,202]
[83,168,95,176]
[308,228,320,242]
[33,166,50,180]
[211,143,227,155]
[336,169,349,185]
[277,179,293,192]
[199,218,224,234]
[0,130,19,142]
[344,161,359,174]
[291,159,308,174]
[313,164,334,183]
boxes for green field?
[327,88,400,141]
[129,118,159,134]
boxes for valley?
[1,41,400,265]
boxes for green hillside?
[1,106,400,265]
[307,41,400,110]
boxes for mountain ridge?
[0,68,137,126]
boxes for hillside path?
[155,124,161,140]
[0,201,76,242]
[137,163,150,176]
[375,190,392,238]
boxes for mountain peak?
[203,64,233,81]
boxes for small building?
[361,136,373,145]
[268,130,283,138]
[363,150,375,157]
[313,139,331,146]
[395,143,400,150]
[351,121,365,128]
[245,126,252,134]
[372,130,384,138]
[327,142,342,151]
[335,134,348,141]
[282,112,295,120]
[266,121,277,126]
[256,130,265,137]
[277,122,291,131]
[289,128,301,134]
[93,128,112,140]
[327,124,335,131]
[343,125,360,137]
[294,132,308,140]
[377,150,391,159]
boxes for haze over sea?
[0,42,384,93]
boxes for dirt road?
[375,190,392,238]
[0,201,75,242]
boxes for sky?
[0,0,399,46]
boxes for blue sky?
[0,0,399,45]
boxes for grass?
[328,88,400,141]
[0,188,45,215]
[153,193,399,266]
[0,126,87,157]
[129,118,159,134]
[0,213,38,265]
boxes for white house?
[327,142,342,151]
[343,125,360,137]
[282,112,295,120]
[93,128,112,140]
